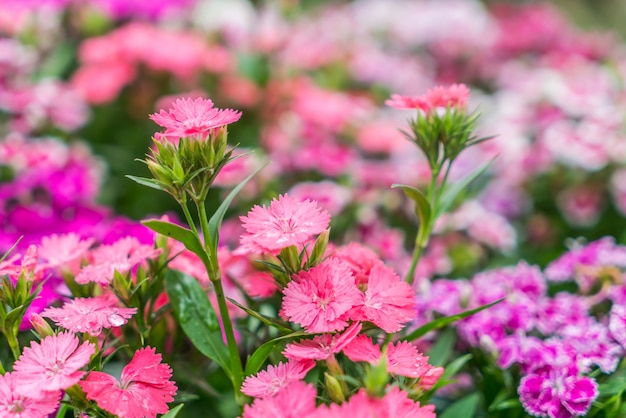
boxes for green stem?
[179,198,199,237]
[196,200,244,404]
[6,323,21,361]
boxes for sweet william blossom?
[150,97,241,141]
[386,83,470,112]
[80,347,177,418]
[0,372,60,418]
[241,359,315,398]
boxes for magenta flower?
[351,264,416,332]
[12,332,95,397]
[150,97,241,141]
[239,194,331,254]
[518,367,598,418]
[241,359,315,398]
[282,259,362,333]
[242,380,317,418]
[80,347,177,418]
[0,372,60,417]
[41,294,137,336]
[609,304,626,348]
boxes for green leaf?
[126,175,164,191]
[142,220,211,268]
[435,157,496,218]
[392,184,432,245]
[440,392,480,418]
[427,327,456,367]
[207,162,268,251]
[405,298,504,342]
[244,331,308,376]
[227,298,293,334]
[165,270,232,380]
[160,404,184,418]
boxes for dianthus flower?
[75,236,161,285]
[385,83,470,113]
[80,347,177,418]
[41,294,137,336]
[350,264,416,332]
[39,233,94,274]
[242,380,317,418]
[12,332,95,397]
[518,366,598,418]
[283,322,362,361]
[0,372,60,417]
[150,97,241,141]
[241,359,315,398]
[282,259,362,333]
[239,194,330,254]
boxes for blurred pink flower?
[150,97,241,141]
[42,294,137,336]
[0,372,60,417]
[386,83,470,112]
[241,359,315,398]
[283,259,362,333]
[242,380,317,418]
[13,332,95,396]
[81,347,177,418]
[39,233,94,274]
[239,194,330,254]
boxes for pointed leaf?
[392,184,432,232]
[208,162,268,251]
[405,298,504,342]
[435,157,496,218]
[227,298,293,334]
[426,327,456,367]
[244,331,308,376]
[142,220,211,268]
[126,175,164,191]
[440,393,480,418]
[161,404,184,418]
[165,270,232,380]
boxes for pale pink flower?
[150,97,241,141]
[241,359,315,398]
[75,236,161,285]
[39,233,94,274]
[0,372,60,417]
[41,294,137,336]
[284,322,362,361]
[610,304,626,348]
[80,347,177,418]
[242,380,317,418]
[282,259,362,333]
[13,332,95,396]
[351,264,416,332]
[239,194,330,254]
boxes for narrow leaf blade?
[126,175,164,191]
[161,404,184,418]
[244,331,308,376]
[227,297,293,334]
[142,220,211,267]
[440,392,480,418]
[436,157,496,217]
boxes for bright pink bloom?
[150,97,241,141]
[385,94,430,111]
[242,380,317,418]
[241,359,315,398]
[282,259,362,333]
[39,233,94,274]
[342,334,382,363]
[351,264,416,332]
[80,347,177,418]
[386,84,470,113]
[518,367,598,418]
[284,322,362,361]
[333,242,383,285]
[0,372,60,417]
[41,294,137,336]
[12,332,95,396]
[239,194,330,254]
[75,236,161,285]
[610,304,626,348]
[310,386,436,418]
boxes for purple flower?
[519,367,598,418]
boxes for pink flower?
[150,97,241,141]
[386,84,470,113]
[39,233,94,274]
[0,372,60,417]
[282,259,362,333]
[351,264,416,333]
[239,194,330,254]
[609,304,626,348]
[80,347,177,418]
[75,236,161,285]
[241,359,315,398]
[41,294,137,336]
[518,368,598,418]
[242,380,317,418]
[12,332,95,396]
[284,322,362,361]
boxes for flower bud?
[30,313,54,338]
[325,372,345,404]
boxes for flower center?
[8,400,25,413]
